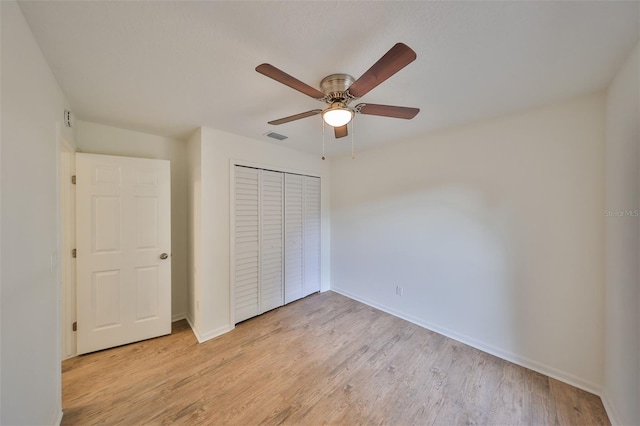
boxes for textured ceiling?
[18,1,639,158]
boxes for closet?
[233,165,320,324]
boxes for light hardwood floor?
[62,291,609,425]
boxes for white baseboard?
[331,287,602,396]
[199,324,234,343]
[601,391,622,426]
[185,315,234,344]
[62,352,76,361]
[185,315,201,341]
[55,409,64,426]
[172,312,187,322]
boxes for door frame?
[60,139,76,359]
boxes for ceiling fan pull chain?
[321,118,326,160]
[351,115,355,160]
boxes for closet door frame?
[229,159,321,326]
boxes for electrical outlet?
[395,285,404,296]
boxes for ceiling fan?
[256,43,420,140]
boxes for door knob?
[160,253,169,260]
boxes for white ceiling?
[19,1,639,158]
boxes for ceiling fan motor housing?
[320,74,356,103]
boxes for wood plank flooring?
[61,291,609,425]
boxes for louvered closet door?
[304,176,321,296]
[260,170,284,312]
[284,173,304,304]
[234,166,260,323]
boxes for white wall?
[603,42,639,426]
[1,1,76,424]
[331,93,606,393]
[76,121,189,322]
[187,127,331,340]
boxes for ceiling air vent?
[264,131,288,141]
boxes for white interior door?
[260,170,284,312]
[233,166,284,323]
[234,166,260,323]
[284,173,304,304]
[303,176,321,296]
[76,153,171,354]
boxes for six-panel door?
[76,153,171,354]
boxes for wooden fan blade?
[268,109,322,125]
[356,103,419,119]
[334,125,348,139]
[347,43,416,98]
[256,64,326,100]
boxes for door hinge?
[72,322,77,331]
[72,248,77,258]
[71,175,76,184]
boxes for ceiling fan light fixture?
[322,103,353,127]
